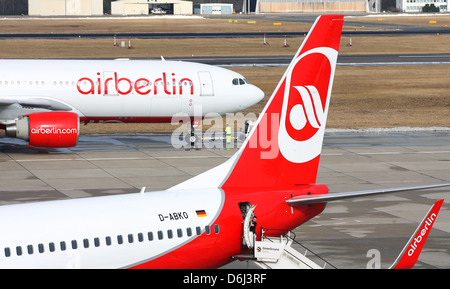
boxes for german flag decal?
[196,210,207,217]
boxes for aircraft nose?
[254,85,265,103]
[241,85,264,109]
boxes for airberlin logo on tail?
[278,47,338,163]
[290,85,325,133]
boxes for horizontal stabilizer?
[286,183,450,206]
[390,199,444,269]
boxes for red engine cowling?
[6,112,80,148]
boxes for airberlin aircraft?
[0,15,447,269]
[0,57,264,148]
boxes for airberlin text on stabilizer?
[409,212,437,256]
[182,273,267,287]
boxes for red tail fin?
[222,15,344,189]
[390,199,444,269]
[169,15,344,191]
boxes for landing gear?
[185,120,201,150]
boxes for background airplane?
[0,59,264,147]
[0,15,446,269]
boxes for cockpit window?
[232,78,249,85]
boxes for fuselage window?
[49,242,55,252]
[106,237,112,246]
[232,78,239,85]
[27,245,33,255]
[94,238,100,247]
[167,230,173,239]
[128,234,134,244]
[117,235,123,245]
[196,226,202,236]
[71,240,78,250]
[138,233,144,242]
[60,241,66,251]
[16,246,22,256]
[186,227,192,237]
[214,224,220,234]
[157,231,163,240]
[148,232,154,241]
[83,239,89,248]
[177,228,183,238]
[205,226,211,235]
[4,247,10,257]
[38,243,44,253]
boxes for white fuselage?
[0,188,224,268]
[0,59,263,123]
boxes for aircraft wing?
[287,183,450,206]
[0,98,72,111]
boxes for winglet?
[390,199,444,269]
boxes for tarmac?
[0,130,449,269]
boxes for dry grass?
[0,16,449,133]
[0,18,313,34]
[2,34,450,59]
[0,37,300,58]
[329,65,450,128]
[339,34,450,55]
[78,64,450,134]
[229,65,450,129]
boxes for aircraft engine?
[6,111,80,148]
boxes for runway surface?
[64,53,450,67]
[0,28,448,39]
[147,53,450,67]
[0,130,448,269]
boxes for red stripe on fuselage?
[130,185,327,268]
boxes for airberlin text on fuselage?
[76,72,194,96]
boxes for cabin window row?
[0,81,46,86]
[3,224,220,258]
[0,80,73,86]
